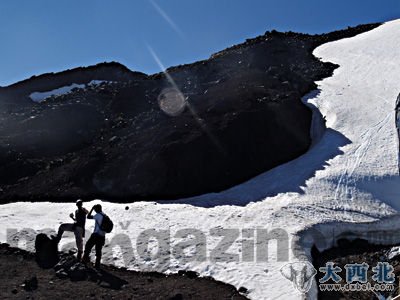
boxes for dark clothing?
[83,233,105,267]
[75,208,87,230]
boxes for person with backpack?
[54,199,88,261]
[82,204,113,269]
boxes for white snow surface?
[29,80,111,102]
[2,20,400,299]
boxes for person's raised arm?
[87,206,95,219]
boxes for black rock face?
[0,24,380,202]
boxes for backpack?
[100,213,114,233]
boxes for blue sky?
[0,0,398,86]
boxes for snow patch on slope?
[29,80,112,102]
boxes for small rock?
[54,256,76,271]
[168,294,183,300]
[55,269,69,279]
[177,270,199,279]
[22,276,38,291]
[387,246,400,260]
[69,262,88,281]
[108,136,120,145]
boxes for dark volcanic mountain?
[0,24,380,202]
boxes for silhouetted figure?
[55,199,88,260]
[82,204,106,269]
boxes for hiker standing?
[55,199,88,261]
[82,204,109,269]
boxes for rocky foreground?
[0,243,248,300]
[0,24,380,203]
[313,239,400,299]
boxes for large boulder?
[35,234,59,268]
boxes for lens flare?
[157,87,186,116]
[147,45,225,154]
[148,0,185,38]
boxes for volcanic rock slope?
[0,24,379,202]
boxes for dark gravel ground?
[0,243,248,300]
